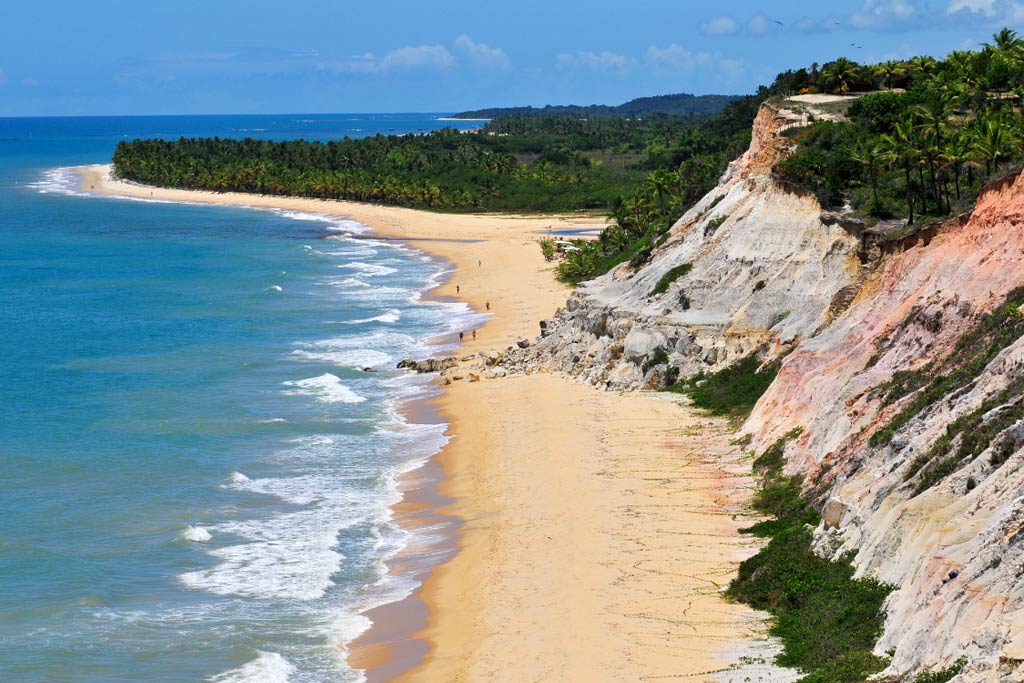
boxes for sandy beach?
[80,165,784,682]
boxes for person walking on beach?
[485,301,490,311]
[459,331,464,343]
[472,329,477,340]
[456,285,460,294]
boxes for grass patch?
[666,352,780,417]
[649,262,693,297]
[704,214,728,236]
[905,384,1024,496]
[910,657,967,683]
[870,286,1024,448]
[641,347,670,374]
[727,430,895,683]
[706,194,726,212]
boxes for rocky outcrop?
[504,103,863,387]
[397,357,459,373]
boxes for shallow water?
[0,114,481,682]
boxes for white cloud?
[700,16,740,35]
[454,35,511,70]
[645,45,746,83]
[378,44,454,71]
[947,0,996,14]
[330,44,455,73]
[848,0,922,30]
[748,15,772,34]
[946,0,1024,21]
[646,44,711,68]
[556,50,631,72]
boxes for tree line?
[775,30,1024,224]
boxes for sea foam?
[281,374,366,404]
[27,167,89,197]
[181,525,213,543]
[207,651,295,683]
[338,261,398,277]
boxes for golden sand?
[81,165,776,682]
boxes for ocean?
[0,114,483,682]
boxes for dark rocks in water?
[396,357,458,373]
[361,367,379,373]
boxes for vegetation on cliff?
[727,431,894,683]
[664,352,780,417]
[870,287,1024,496]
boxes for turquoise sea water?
[0,114,483,682]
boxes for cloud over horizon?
[700,16,741,35]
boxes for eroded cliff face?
[503,104,864,386]
[747,170,1024,682]
[510,101,1024,680]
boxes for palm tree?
[914,93,953,212]
[971,116,1013,176]
[943,129,973,202]
[852,140,883,211]
[879,121,920,224]
[987,28,1023,53]
[647,169,675,219]
[872,60,905,90]
[822,58,861,94]
[907,55,938,81]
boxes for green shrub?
[906,391,1024,496]
[752,427,805,473]
[649,262,693,297]
[704,214,727,236]
[642,347,670,374]
[667,352,780,417]
[754,279,766,292]
[910,657,967,683]
[706,194,726,211]
[728,429,894,683]
[538,238,556,261]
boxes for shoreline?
[78,165,791,682]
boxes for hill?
[451,93,741,119]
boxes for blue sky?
[1,0,1021,116]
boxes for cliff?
[505,102,1024,681]
[505,102,865,386]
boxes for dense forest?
[112,95,761,214]
[452,92,739,119]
